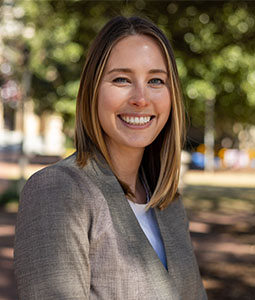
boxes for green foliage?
[9,0,255,140]
[0,182,19,207]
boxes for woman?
[14,16,207,299]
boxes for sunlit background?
[0,1,255,299]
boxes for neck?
[105,140,146,203]
[108,147,143,191]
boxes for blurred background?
[0,0,254,299]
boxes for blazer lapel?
[154,197,199,298]
[155,203,179,277]
[85,154,177,299]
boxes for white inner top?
[128,200,167,269]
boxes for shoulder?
[23,153,87,189]
[156,195,189,231]
[170,195,187,215]
[23,153,97,193]
[172,195,189,229]
[19,153,105,218]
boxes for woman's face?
[97,34,171,153]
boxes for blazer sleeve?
[14,165,92,300]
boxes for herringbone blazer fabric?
[14,153,207,299]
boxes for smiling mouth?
[118,114,155,126]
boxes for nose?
[129,84,148,107]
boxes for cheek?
[97,85,124,133]
[162,98,171,115]
[155,92,171,134]
[98,88,113,112]
[98,88,114,125]
[98,85,127,114]
[154,90,171,117]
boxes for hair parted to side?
[75,16,185,210]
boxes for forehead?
[105,34,167,70]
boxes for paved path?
[0,211,17,300]
[189,210,255,300]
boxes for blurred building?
[0,0,65,156]
[0,99,65,156]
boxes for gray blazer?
[14,153,207,300]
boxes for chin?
[123,140,154,149]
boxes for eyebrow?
[107,68,168,75]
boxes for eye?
[148,78,165,85]
[112,77,130,84]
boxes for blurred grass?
[182,171,255,214]
[183,185,255,214]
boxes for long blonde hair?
[75,16,185,210]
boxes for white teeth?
[120,115,151,125]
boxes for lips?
[118,114,154,125]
